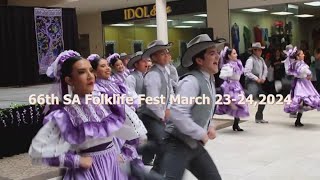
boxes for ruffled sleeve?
[219,65,233,80]
[297,63,312,79]
[28,112,80,168]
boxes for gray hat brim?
[120,55,132,60]
[181,41,224,68]
[248,46,265,50]
[142,43,172,59]
[127,55,142,69]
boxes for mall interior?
[1,0,320,180]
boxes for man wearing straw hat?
[137,40,173,174]
[244,42,268,123]
[162,34,223,180]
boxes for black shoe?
[295,121,304,127]
[232,125,244,131]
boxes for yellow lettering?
[124,9,127,20]
[127,9,135,20]
[144,6,150,18]
[135,7,144,18]
[166,6,172,14]
[150,5,156,16]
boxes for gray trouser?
[246,81,266,120]
[162,135,221,180]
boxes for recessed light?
[295,14,314,18]
[304,1,320,6]
[167,19,173,22]
[288,4,298,9]
[145,25,157,27]
[271,12,293,15]
[182,21,204,24]
[194,14,207,17]
[175,26,192,28]
[242,8,268,12]
[110,23,133,27]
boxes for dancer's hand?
[260,79,266,84]
[201,134,209,145]
[256,79,261,83]
[80,156,93,169]
[118,155,125,163]
[307,75,312,80]
[164,109,171,121]
[207,126,216,140]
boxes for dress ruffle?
[45,108,126,145]
[215,81,250,118]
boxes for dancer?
[284,48,320,127]
[283,44,298,118]
[216,46,249,131]
[120,52,133,74]
[162,34,223,180]
[88,54,162,180]
[244,42,268,123]
[109,53,130,83]
[126,51,149,99]
[29,50,129,179]
[137,40,173,174]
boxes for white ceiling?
[229,0,313,9]
[9,0,178,14]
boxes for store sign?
[124,5,172,20]
[101,0,206,25]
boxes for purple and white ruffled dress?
[215,60,250,118]
[284,60,320,113]
[112,71,130,83]
[94,78,147,170]
[29,97,129,180]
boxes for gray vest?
[138,65,169,120]
[165,70,214,149]
[245,55,266,83]
[130,71,144,95]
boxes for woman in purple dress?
[216,47,250,131]
[284,48,320,127]
[108,53,130,83]
[88,54,162,180]
[29,50,129,180]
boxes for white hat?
[181,34,225,67]
[127,51,143,69]
[142,40,172,59]
[249,42,265,50]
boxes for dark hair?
[188,48,206,71]
[60,56,82,96]
[224,48,233,61]
[315,48,320,55]
[109,57,121,67]
[90,57,102,70]
[290,49,303,60]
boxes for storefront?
[101,0,211,63]
[229,1,320,59]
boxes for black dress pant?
[162,135,221,180]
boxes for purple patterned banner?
[34,8,64,75]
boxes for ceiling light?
[271,12,293,15]
[182,21,204,24]
[110,23,133,27]
[288,4,298,9]
[174,26,192,28]
[167,19,173,22]
[194,14,207,17]
[242,8,268,12]
[295,14,314,18]
[145,25,157,27]
[304,1,320,6]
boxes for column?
[156,0,168,43]
[207,0,230,43]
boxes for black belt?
[80,142,113,153]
